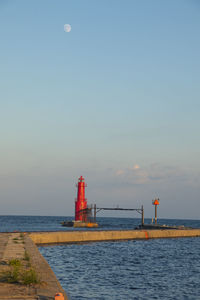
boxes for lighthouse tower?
[75,176,88,222]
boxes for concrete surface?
[0,233,69,300]
[29,229,200,245]
[1,228,200,299]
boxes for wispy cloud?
[132,164,140,170]
[116,169,125,176]
[115,163,195,185]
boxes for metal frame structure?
[79,205,144,226]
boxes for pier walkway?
[0,233,68,300]
[0,229,200,299]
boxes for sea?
[0,215,200,300]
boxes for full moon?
[64,24,71,33]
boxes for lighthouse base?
[61,220,98,228]
[74,221,98,228]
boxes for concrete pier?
[0,233,68,300]
[1,229,200,299]
[29,229,200,245]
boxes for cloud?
[115,163,194,186]
[133,164,140,170]
[116,164,148,184]
[116,170,125,176]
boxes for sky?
[0,0,200,219]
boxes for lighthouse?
[61,176,98,227]
[75,176,88,222]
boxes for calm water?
[1,216,200,299]
[0,215,200,232]
[40,238,200,300]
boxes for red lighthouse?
[75,176,88,221]
[61,176,98,227]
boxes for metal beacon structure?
[62,176,98,228]
[75,176,87,222]
[62,175,145,228]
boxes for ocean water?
[40,238,200,300]
[1,216,200,299]
[0,215,200,232]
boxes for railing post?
[141,205,144,226]
[94,204,96,223]
[155,205,157,224]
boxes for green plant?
[9,259,22,267]
[24,251,30,262]
[1,265,20,283]
[0,254,40,286]
[21,268,40,285]
[0,265,40,285]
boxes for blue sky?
[0,0,200,219]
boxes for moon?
[64,24,71,33]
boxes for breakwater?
[1,229,200,299]
[29,229,200,245]
[0,232,69,300]
[40,234,200,300]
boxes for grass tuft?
[9,259,22,267]
[1,265,20,283]
[24,251,30,262]
[21,268,40,285]
[0,257,40,286]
